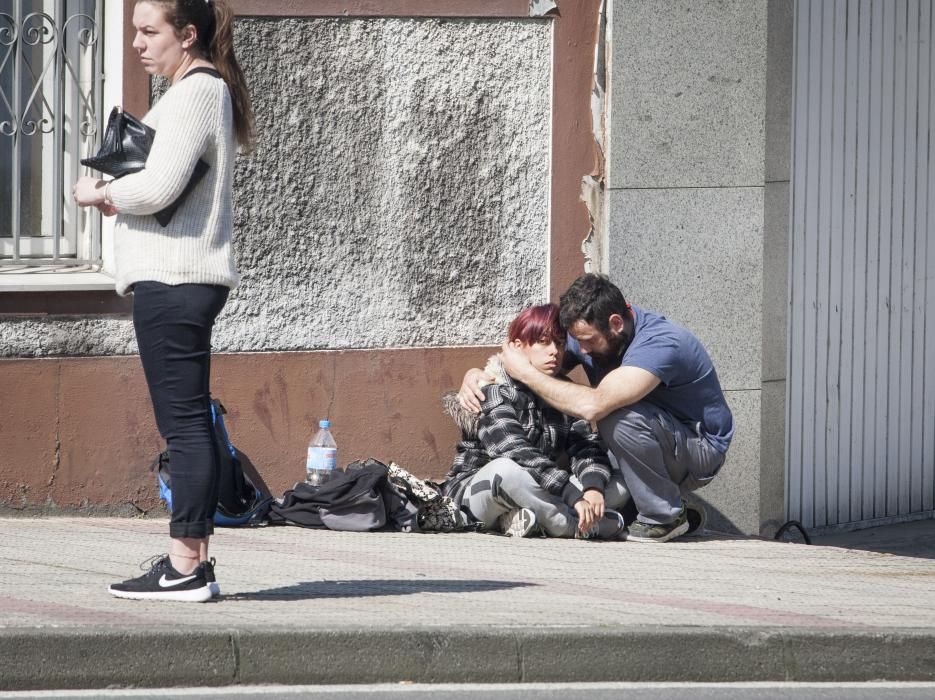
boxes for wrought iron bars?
[0,1,102,266]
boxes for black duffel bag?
[267,460,418,532]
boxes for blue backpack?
[152,399,269,526]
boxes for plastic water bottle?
[306,419,337,487]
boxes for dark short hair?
[559,274,628,332]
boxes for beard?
[589,328,630,369]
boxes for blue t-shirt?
[564,306,734,454]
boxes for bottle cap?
[319,419,331,428]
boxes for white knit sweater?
[109,73,239,296]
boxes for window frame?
[0,0,123,292]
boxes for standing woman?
[73,0,254,602]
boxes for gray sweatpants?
[461,458,631,538]
[598,401,725,525]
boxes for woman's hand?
[72,176,108,207]
[574,498,597,534]
[457,367,495,413]
[96,202,118,217]
[582,489,605,521]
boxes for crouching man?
[460,274,733,543]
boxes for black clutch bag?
[81,106,209,227]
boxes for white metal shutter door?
[788,0,935,530]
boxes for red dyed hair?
[507,303,565,346]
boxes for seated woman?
[441,304,628,539]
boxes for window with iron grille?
[0,0,102,269]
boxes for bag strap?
[181,67,222,81]
[210,399,238,459]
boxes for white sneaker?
[497,508,538,537]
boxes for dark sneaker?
[497,508,539,537]
[576,509,627,540]
[109,555,212,602]
[202,558,220,598]
[628,509,689,543]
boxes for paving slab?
[1,518,934,689]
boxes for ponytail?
[143,0,256,151]
[205,0,255,151]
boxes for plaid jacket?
[441,362,612,507]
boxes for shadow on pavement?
[226,578,537,601]
[688,495,746,537]
[693,494,935,560]
[810,519,935,560]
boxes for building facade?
[0,0,604,516]
[2,0,932,536]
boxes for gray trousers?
[462,458,630,538]
[598,401,725,525]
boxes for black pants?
[133,281,229,539]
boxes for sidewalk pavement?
[2,517,935,690]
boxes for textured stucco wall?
[0,17,551,357]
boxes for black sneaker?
[202,558,220,598]
[628,508,689,543]
[109,555,212,602]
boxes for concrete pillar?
[607,0,792,534]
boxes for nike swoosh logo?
[159,573,198,588]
